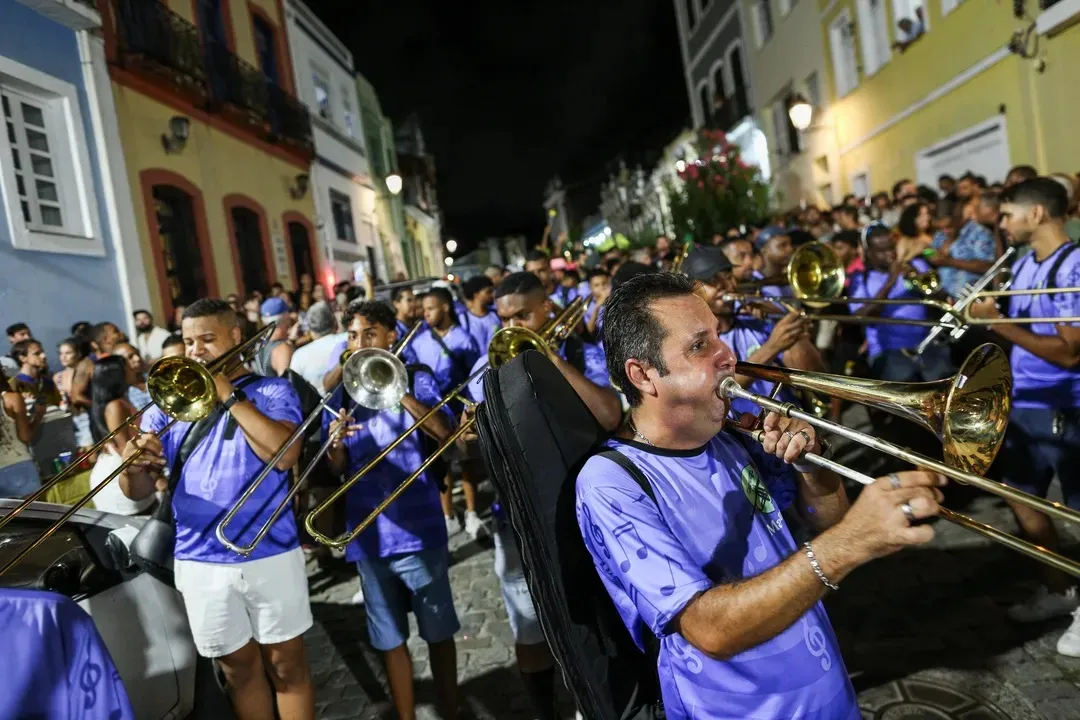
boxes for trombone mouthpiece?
[718,377,743,398]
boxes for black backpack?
[474,351,663,720]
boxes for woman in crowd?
[896,201,935,264]
[54,336,95,451]
[0,366,45,497]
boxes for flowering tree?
[665,128,772,242]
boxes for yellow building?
[98,0,317,321]
[818,0,1080,196]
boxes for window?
[805,71,821,108]
[312,68,330,120]
[341,86,356,138]
[752,0,774,47]
[711,63,726,103]
[697,82,711,126]
[684,0,697,32]
[852,171,870,199]
[829,11,859,97]
[230,206,269,295]
[771,102,789,157]
[857,0,891,77]
[891,0,927,44]
[154,185,209,309]
[251,15,280,86]
[0,56,102,255]
[329,189,355,243]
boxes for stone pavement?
[301,408,1080,719]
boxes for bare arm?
[270,342,294,377]
[69,357,93,410]
[991,323,1080,368]
[104,400,136,454]
[782,336,827,373]
[323,364,343,393]
[4,392,45,444]
[551,354,622,431]
[214,375,301,469]
[400,393,452,443]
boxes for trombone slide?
[960,286,1080,325]
[728,423,1080,579]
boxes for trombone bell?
[146,356,221,423]
[788,242,846,308]
[343,348,409,410]
[489,326,548,368]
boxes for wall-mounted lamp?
[289,173,310,199]
[385,173,403,196]
[161,115,190,154]
[787,94,814,132]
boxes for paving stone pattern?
[303,408,1080,719]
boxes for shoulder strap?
[429,329,468,376]
[598,449,657,504]
[1047,243,1079,292]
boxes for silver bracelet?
[803,542,839,591]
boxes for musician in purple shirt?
[457,275,502,353]
[577,272,945,719]
[753,226,794,298]
[848,224,953,382]
[969,178,1080,655]
[119,299,314,720]
[462,271,621,720]
[323,301,460,718]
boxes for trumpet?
[0,323,277,576]
[670,240,692,274]
[304,297,589,549]
[215,320,423,556]
[722,344,1080,578]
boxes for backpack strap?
[1046,242,1079,293]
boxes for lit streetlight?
[788,93,813,132]
[444,256,454,267]
[385,173,403,195]
[446,239,458,253]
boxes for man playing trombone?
[577,272,946,718]
[969,177,1080,655]
[323,301,461,720]
[118,299,315,720]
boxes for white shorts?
[174,547,313,658]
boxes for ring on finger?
[888,473,902,490]
[797,429,812,445]
[900,502,915,522]
[783,430,795,441]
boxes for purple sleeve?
[249,379,304,425]
[412,370,455,422]
[1052,255,1080,327]
[139,405,168,435]
[577,468,712,637]
[464,356,487,404]
[847,272,869,312]
[65,603,136,720]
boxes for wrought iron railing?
[111,0,313,155]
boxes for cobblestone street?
[301,410,1080,719]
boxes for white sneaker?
[1008,586,1080,623]
[464,510,485,539]
[445,515,462,535]
[351,587,364,605]
[1057,608,1080,657]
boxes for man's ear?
[231,324,243,346]
[625,359,657,400]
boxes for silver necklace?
[627,417,653,446]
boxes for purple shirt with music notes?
[576,436,857,720]
[847,257,933,359]
[719,318,797,418]
[141,375,303,563]
[1007,243,1080,408]
[411,325,482,395]
[321,372,452,561]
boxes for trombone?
[670,240,692,274]
[734,242,847,308]
[724,294,963,328]
[0,323,277,576]
[959,287,1080,324]
[215,321,423,556]
[304,297,589,549]
[721,343,1080,578]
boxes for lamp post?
[385,173,403,196]
[787,93,814,132]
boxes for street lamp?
[444,256,454,267]
[788,93,814,132]
[385,173,403,195]
[446,239,458,253]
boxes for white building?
[284,0,386,287]
[740,0,840,208]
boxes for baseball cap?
[754,225,789,249]
[681,246,733,282]
[260,296,289,318]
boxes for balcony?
[110,0,313,156]
[708,89,752,134]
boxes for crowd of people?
[0,162,1078,719]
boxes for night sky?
[307,0,689,254]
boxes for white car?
[0,499,233,719]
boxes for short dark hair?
[495,272,545,300]
[525,249,549,264]
[978,190,1000,210]
[938,174,955,183]
[835,204,858,218]
[586,268,610,281]
[161,333,184,351]
[831,230,860,249]
[897,203,926,239]
[462,275,493,301]
[891,178,913,199]
[1007,165,1038,182]
[862,223,892,248]
[133,309,152,319]
[71,321,91,337]
[182,298,241,326]
[390,286,415,303]
[10,338,40,364]
[58,336,89,359]
[5,323,28,338]
[90,321,117,346]
[935,196,956,221]
[916,185,939,204]
[1001,177,1069,219]
[346,300,397,332]
[424,286,455,308]
[603,272,697,407]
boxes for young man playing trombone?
[577,272,945,718]
[118,298,314,720]
[969,177,1080,655]
[324,301,461,719]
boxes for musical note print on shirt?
[740,464,776,515]
[801,614,832,672]
[670,633,704,675]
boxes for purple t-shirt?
[457,308,502,357]
[322,372,452,561]
[576,436,857,720]
[411,325,482,395]
[141,375,303,563]
[719,318,797,418]
[848,258,932,359]
[550,284,580,308]
[0,589,135,720]
[1008,243,1080,409]
[752,269,789,299]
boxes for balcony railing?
[111,0,313,156]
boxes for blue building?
[0,0,150,363]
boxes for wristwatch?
[222,388,247,412]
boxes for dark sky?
[306,0,689,253]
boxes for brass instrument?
[959,287,1080,325]
[7,375,63,408]
[670,240,692,274]
[733,242,847,308]
[904,267,941,297]
[304,297,589,549]
[0,324,276,576]
[722,344,1080,578]
[216,320,423,556]
[723,293,962,328]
